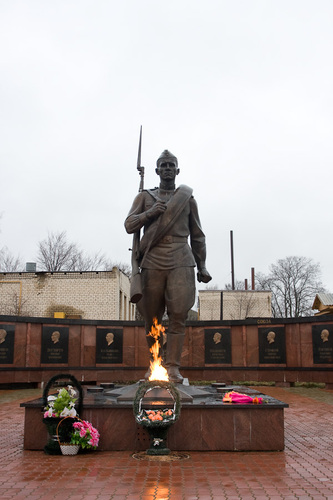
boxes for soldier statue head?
[156,150,179,172]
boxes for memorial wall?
[0,314,333,387]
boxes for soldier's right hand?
[146,201,167,220]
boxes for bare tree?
[37,231,109,272]
[222,281,264,319]
[0,292,31,316]
[37,231,80,271]
[224,280,247,291]
[68,251,107,271]
[205,283,219,290]
[256,256,326,318]
[0,247,23,272]
[0,216,23,271]
[103,260,131,277]
[36,231,130,273]
[226,292,261,320]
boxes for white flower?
[60,407,71,417]
[47,395,56,401]
[69,401,75,408]
[60,407,77,417]
[46,408,54,417]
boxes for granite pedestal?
[21,383,288,452]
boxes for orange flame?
[147,318,169,381]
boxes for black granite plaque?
[312,325,333,364]
[205,329,231,364]
[41,326,69,364]
[96,328,123,364]
[0,325,15,364]
[259,327,286,364]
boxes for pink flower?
[70,419,99,448]
[44,409,56,418]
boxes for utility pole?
[230,230,235,290]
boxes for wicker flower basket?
[59,443,80,456]
[133,381,180,455]
[56,416,82,456]
[42,374,84,455]
[134,381,180,427]
[43,416,75,455]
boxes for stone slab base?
[22,385,287,452]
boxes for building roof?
[312,293,333,311]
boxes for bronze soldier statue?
[125,149,211,383]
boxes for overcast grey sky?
[1,1,333,293]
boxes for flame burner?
[147,318,169,381]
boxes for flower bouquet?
[222,391,263,404]
[140,409,175,423]
[56,417,100,455]
[70,419,100,450]
[42,374,83,454]
[43,385,79,454]
[44,385,78,418]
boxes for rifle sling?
[139,184,193,265]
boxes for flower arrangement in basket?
[70,419,100,450]
[140,408,175,423]
[56,416,100,456]
[42,374,100,455]
[44,385,78,418]
[134,381,180,428]
[133,381,180,455]
[43,374,83,419]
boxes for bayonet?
[137,125,144,192]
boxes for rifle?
[130,126,144,303]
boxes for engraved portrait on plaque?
[96,328,123,364]
[259,327,286,364]
[205,328,231,364]
[41,326,69,364]
[312,324,333,364]
[0,325,15,364]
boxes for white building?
[0,267,135,321]
[199,289,272,321]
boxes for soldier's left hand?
[197,268,212,283]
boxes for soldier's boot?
[165,333,185,384]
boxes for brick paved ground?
[0,386,333,499]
